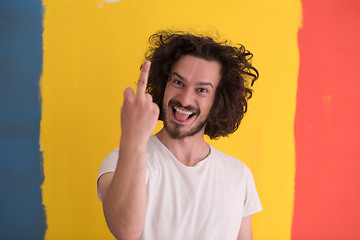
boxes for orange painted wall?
[293,0,360,239]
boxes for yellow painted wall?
[41,0,301,239]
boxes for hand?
[120,61,160,145]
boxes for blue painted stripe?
[0,0,46,239]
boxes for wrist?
[120,135,148,152]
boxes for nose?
[177,87,195,108]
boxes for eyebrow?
[170,72,185,81]
[198,81,214,89]
[170,72,214,89]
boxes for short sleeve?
[97,147,119,201]
[242,166,262,217]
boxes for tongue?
[174,111,189,122]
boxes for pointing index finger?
[137,61,151,97]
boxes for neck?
[156,128,210,166]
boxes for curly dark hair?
[145,30,259,140]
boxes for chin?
[164,118,207,140]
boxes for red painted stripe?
[293,0,360,239]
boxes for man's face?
[162,55,221,139]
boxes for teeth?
[174,106,193,115]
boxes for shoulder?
[98,135,160,176]
[210,145,245,166]
[98,147,119,174]
[209,145,252,176]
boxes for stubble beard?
[162,101,207,140]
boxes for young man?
[97,31,262,240]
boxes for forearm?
[102,140,147,239]
[237,216,253,240]
[100,60,158,239]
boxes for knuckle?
[137,79,146,86]
[134,98,145,107]
[145,93,153,101]
[123,88,134,103]
[152,104,160,114]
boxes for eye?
[198,88,208,93]
[174,79,184,86]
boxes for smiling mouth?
[172,106,196,122]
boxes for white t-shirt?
[98,135,262,240]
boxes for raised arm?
[98,61,159,239]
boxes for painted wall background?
[292,0,360,239]
[0,0,46,239]
[1,0,359,239]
